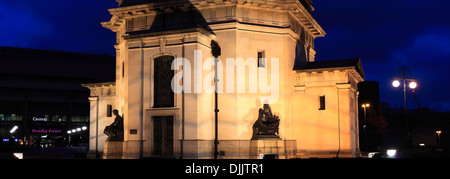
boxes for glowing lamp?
[387,149,396,158]
[10,126,18,133]
[409,81,417,89]
[392,80,400,87]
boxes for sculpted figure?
[104,109,124,141]
[252,104,280,139]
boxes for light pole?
[362,104,370,151]
[436,130,442,146]
[392,65,417,149]
[211,40,221,159]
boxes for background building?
[357,81,383,151]
[358,80,450,157]
[381,105,450,157]
[0,46,115,151]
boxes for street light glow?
[409,81,417,89]
[392,80,400,87]
[387,149,397,157]
[10,126,18,133]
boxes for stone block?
[103,141,123,159]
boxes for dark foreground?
[0,146,88,159]
[2,146,450,159]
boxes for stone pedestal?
[103,141,123,159]
[87,150,102,159]
[251,134,281,140]
[250,139,296,159]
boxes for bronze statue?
[252,104,280,140]
[104,109,124,141]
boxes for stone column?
[87,96,100,158]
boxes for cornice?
[102,0,325,37]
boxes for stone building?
[84,0,365,159]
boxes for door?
[153,116,173,155]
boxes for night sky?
[1,0,449,111]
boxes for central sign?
[31,129,61,134]
[32,117,48,122]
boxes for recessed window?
[319,95,325,110]
[257,50,266,68]
[122,61,125,78]
[107,105,112,117]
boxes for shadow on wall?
[293,40,309,69]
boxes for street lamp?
[211,40,221,159]
[392,80,400,88]
[409,81,417,89]
[436,130,442,146]
[362,103,370,151]
[392,65,417,149]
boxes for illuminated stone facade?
[85,0,364,159]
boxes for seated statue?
[104,109,124,142]
[252,104,280,140]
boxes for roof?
[119,0,160,7]
[81,82,116,88]
[294,58,365,79]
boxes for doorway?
[153,116,173,155]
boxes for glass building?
[0,46,115,149]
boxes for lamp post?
[392,65,417,149]
[362,104,370,151]
[436,130,442,146]
[211,40,221,159]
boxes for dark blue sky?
[1,0,449,111]
[313,0,450,111]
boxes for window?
[257,50,266,68]
[107,105,112,117]
[135,16,147,29]
[0,114,23,121]
[153,56,175,108]
[10,114,23,121]
[319,95,325,110]
[71,115,89,123]
[126,18,133,32]
[51,115,67,122]
[122,61,125,78]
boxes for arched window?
[153,55,175,108]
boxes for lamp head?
[409,81,417,89]
[392,80,400,87]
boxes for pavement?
[0,146,89,159]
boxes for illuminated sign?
[31,129,61,134]
[33,117,48,122]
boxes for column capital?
[336,83,351,89]
[88,96,99,101]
